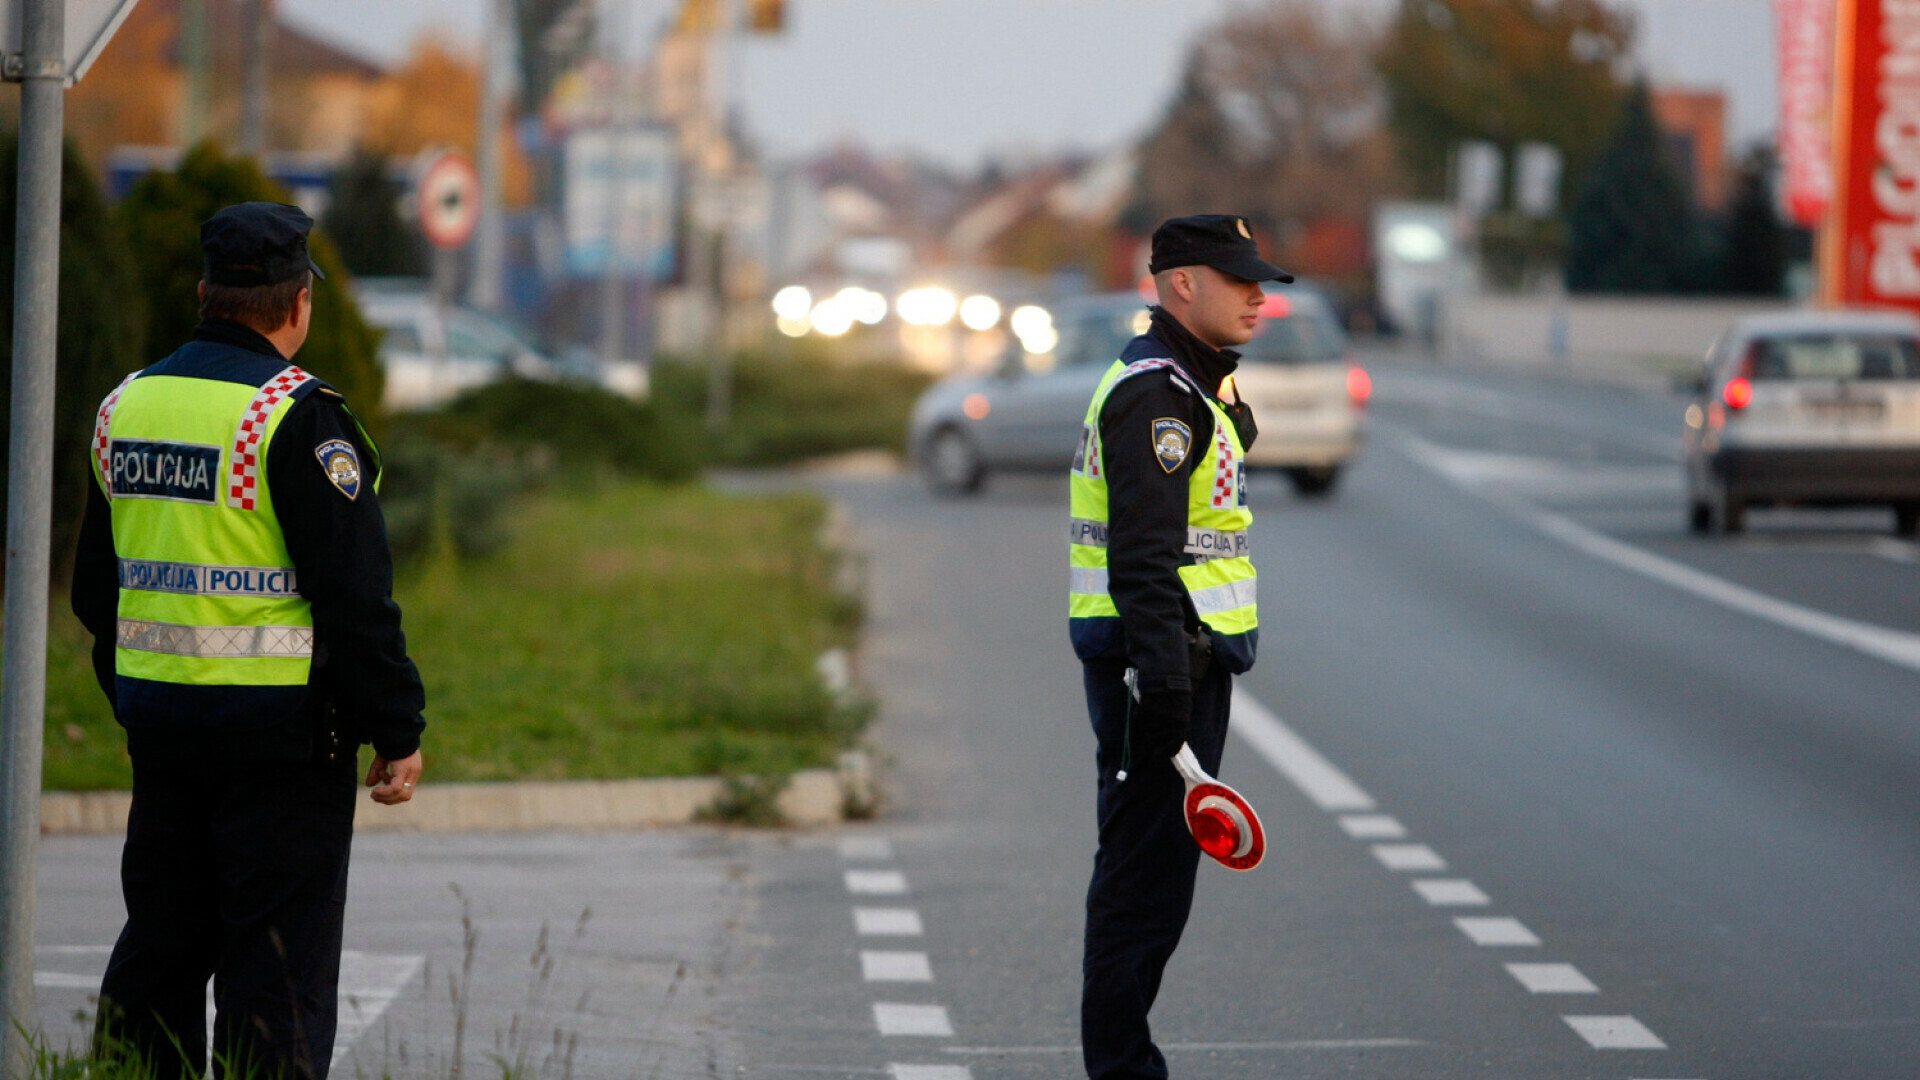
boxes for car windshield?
[1237,291,1346,365]
[1751,334,1920,381]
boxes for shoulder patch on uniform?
[315,438,361,500]
[1152,417,1192,473]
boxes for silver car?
[910,288,1368,496]
[1684,309,1920,535]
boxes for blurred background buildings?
[29,0,1794,381]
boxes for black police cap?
[201,201,327,288]
[1148,214,1293,283]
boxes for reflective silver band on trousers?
[116,619,314,658]
[1068,517,1249,560]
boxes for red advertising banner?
[1823,0,1920,309]
[1777,0,1835,227]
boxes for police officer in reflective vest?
[1069,214,1288,1080]
[70,202,426,1078]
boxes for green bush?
[652,352,933,466]
[0,134,148,588]
[436,377,705,482]
[114,141,386,432]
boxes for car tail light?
[1347,365,1372,408]
[1723,343,1757,411]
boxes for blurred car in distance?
[1685,309,1920,536]
[909,286,1368,496]
[356,281,647,411]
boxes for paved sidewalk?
[31,828,774,1079]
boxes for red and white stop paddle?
[1172,743,1265,871]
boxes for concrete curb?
[40,753,874,835]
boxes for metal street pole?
[241,0,270,154]
[0,0,67,1066]
[469,0,510,312]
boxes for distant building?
[67,0,388,170]
[1651,87,1729,212]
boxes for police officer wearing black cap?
[1069,214,1290,1080]
[71,202,426,1078]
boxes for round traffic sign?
[417,151,481,250]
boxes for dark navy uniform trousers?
[1081,657,1231,1080]
[96,755,358,1079]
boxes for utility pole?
[599,0,628,371]
[241,0,271,155]
[470,0,511,312]
[0,0,67,1068]
[181,0,210,145]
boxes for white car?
[1685,310,1920,536]
[910,288,1368,496]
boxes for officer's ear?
[197,281,207,303]
[291,287,312,332]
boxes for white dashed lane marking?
[1505,962,1599,994]
[890,1065,972,1080]
[845,869,909,895]
[874,1002,954,1037]
[1371,843,1447,871]
[840,837,895,860]
[1563,1014,1668,1049]
[1454,917,1542,947]
[1412,879,1490,906]
[855,907,925,936]
[1338,814,1406,839]
[862,951,933,982]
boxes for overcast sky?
[282,0,1777,169]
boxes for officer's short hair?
[199,270,311,333]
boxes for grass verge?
[38,482,864,790]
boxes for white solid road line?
[846,869,910,895]
[874,1003,954,1037]
[840,837,895,860]
[1395,427,1920,676]
[862,950,934,982]
[1229,686,1375,811]
[1371,843,1447,871]
[940,1038,1424,1054]
[1562,1014,1668,1050]
[1412,879,1490,906]
[890,1066,972,1080]
[1454,917,1542,947]
[1505,962,1599,994]
[1338,813,1406,839]
[855,907,925,936]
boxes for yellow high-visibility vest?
[1068,357,1258,673]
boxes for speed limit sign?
[417,151,481,250]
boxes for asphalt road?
[738,356,1920,1079]
[27,356,1920,1079]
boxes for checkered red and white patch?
[1210,420,1239,508]
[227,365,312,510]
[92,371,141,497]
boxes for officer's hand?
[367,750,423,805]
[1133,690,1192,766]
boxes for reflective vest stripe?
[227,365,312,511]
[92,371,141,497]
[116,618,314,659]
[1188,576,1258,616]
[117,559,300,597]
[1069,565,1108,597]
[1067,517,1247,560]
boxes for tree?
[1564,83,1694,294]
[116,143,386,429]
[0,137,148,586]
[361,37,482,157]
[322,148,427,278]
[1376,0,1631,208]
[1129,1,1400,277]
[1720,148,1787,297]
